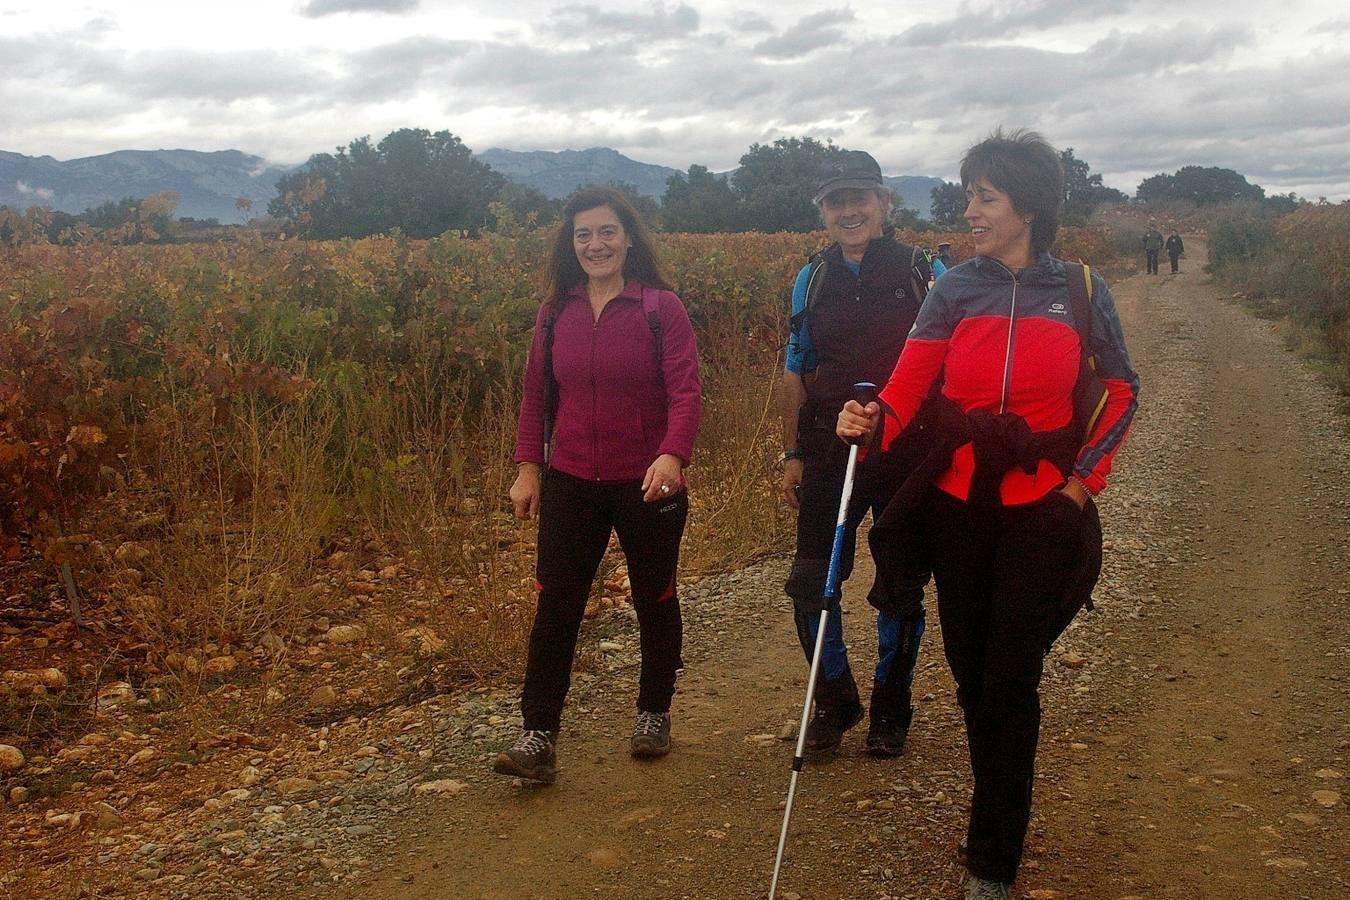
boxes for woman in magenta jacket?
[493,186,702,784]
[839,130,1139,899]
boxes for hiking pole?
[769,381,877,900]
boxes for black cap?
[813,150,884,203]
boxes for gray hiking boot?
[492,729,557,784]
[963,875,1011,900]
[629,710,671,758]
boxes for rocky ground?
[2,244,1347,899]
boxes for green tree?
[1263,192,1300,215]
[75,192,179,242]
[491,182,561,230]
[1060,148,1128,225]
[662,165,740,233]
[270,129,505,238]
[732,137,846,232]
[930,181,967,229]
[1135,172,1176,204]
[890,206,927,231]
[1136,166,1265,206]
[602,182,663,228]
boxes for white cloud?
[16,180,56,199]
[300,0,419,17]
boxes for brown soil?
[345,243,1349,900]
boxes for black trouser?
[785,425,927,719]
[1145,249,1159,274]
[1168,252,1181,273]
[519,469,687,734]
[924,488,1082,884]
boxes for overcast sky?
[3,0,1349,200]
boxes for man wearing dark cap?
[780,150,932,759]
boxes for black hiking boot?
[864,713,911,757]
[629,710,672,758]
[803,672,863,759]
[492,729,557,784]
[803,699,864,758]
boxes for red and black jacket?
[876,252,1139,505]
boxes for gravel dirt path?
[339,244,1349,899]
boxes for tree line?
[0,127,1303,246]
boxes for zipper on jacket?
[590,316,600,479]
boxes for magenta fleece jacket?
[513,280,702,481]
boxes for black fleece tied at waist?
[865,396,1101,640]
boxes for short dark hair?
[544,185,671,304]
[960,128,1063,253]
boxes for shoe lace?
[512,730,552,755]
[967,877,1010,900]
[634,711,668,737]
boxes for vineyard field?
[0,225,1121,747]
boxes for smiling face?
[964,177,1034,271]
[572,204,629,283]
[820,188,889,261]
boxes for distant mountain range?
[477,147,946,216]
[883,176,946,217]
[0,149,295,223]
[1,145,946,223]
[476,147,681,201]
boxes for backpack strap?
[1065,262,1108,440]
[540,301,560,465]
[907,244,930,303]
[790,252,828,340]
[1064,262,1096,369]
[641,286,664,382]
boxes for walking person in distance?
[1142,222,1163,274]
[1165,229,1185,273]
[780,150,933,760]
[839,129,1140,898]
[494,186,702,784]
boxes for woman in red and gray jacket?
[839,130,1139,900]
[494,186,702,784]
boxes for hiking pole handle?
[847,381,878,446]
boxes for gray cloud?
[895,0,1141,46]
[730,12,774,33]
[299,0,419,16]
[546,2,699,39]
[753,8,855,59]
[1312,16,1350,35]
[1088,21,1253,75]
[3,3,1348,200]
[341,37,470,101]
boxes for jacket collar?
[972,250,1056,282]
[565,278,643,304]
[825,226,902,271]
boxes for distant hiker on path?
[1165,230,1185,273]
[838,129,1140,900]
[780,150,933,760]
[495,186,702,784]
[1142,223,1163,274]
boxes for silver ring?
[660,484,671,494]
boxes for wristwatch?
[777,448,805,465]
